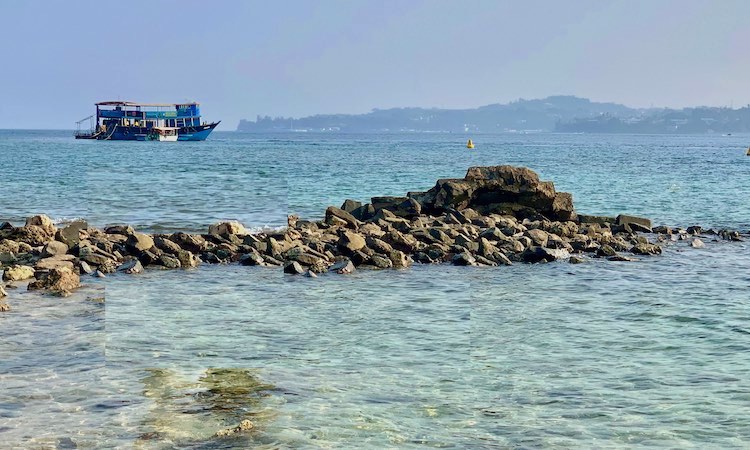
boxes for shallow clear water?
[1,130,750,448]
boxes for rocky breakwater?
[0,166,743,307]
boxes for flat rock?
[41,240,69,257]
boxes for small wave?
[51,216,87,225]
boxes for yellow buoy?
[466,139,474,149]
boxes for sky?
[1,0,749,129]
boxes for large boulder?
[41,240,69,258]
[370,197,422,219]
[28,267,80,293]
[325,207,360,229]
[418,166,575,221]
[126,232,155,253]
[25,215,56,235]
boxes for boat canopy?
[96,101,200,107]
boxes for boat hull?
[93,122,220,141]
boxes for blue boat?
[75,101,220,141]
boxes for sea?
[1,130,749,449]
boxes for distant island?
[237,95,750,134]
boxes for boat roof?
[96,101,199,107]
[153,126,180,130]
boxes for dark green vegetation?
[238,95,750,134]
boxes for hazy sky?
[1,0,749,129]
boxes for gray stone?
[325,206,360,229]
[56,220,88,247]
[451,251,476,266]
[569,255,586,264]
[329,259,356,274]
[126,232,155,253]
[283,261,305,274]
[337,231,366,253]
[616,215,652,230]
[690,238,705,248]
[117,259,144,274]
[41,240,69,257]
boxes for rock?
[608,255,638,262]
[176,250,200,268]
[93,270,106,278]
[389,249,411,268]
[370,254,393,269]
[0,301,9,312]
[79,260,93,274]
[0,285,6,298]
[41,240,69,257]
[169,232,208,253]
[0,251,17,264]
[0,239,21,254]
[303,269,317,278]
[157,254,182,269]
[81,252,115,267]
[596,245,617,257]
[55,220,88,247]
[524,229,549,247]
[28,267,80,293]
[686,225,702,235]
[287,214,299,228]
[105,225,135,235]
[2,265,35,281]
[690,238,705,248]
[325,206,360,229]
[208,221,249,236]
[365,236,393,255]
[25,214,56,234]
[616,215,652,231]
[340,199,362,213]
[283,261,305,274]
[337,231,366,254]
[451,251,476,266]
[569,255,586,264]
[371,196,422,218]
[35,256,76,271]
[13,225,53,246]
[215,419,254,437]
[653,225,672,234]
[578,215,617,225]
[521,246,568,263]
[329,259,355,274]
[631,243,662,255]
[117,259,144,274]
[126,232,155,253]
[154,236,182,254]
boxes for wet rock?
[80,252,115,267]
[596,245,617,257]
[631,243,662,255]
[117,259,144,274]
[608,255,638,262]
[0,301,9,312]
[28,267,80,293]
[524,229,549,247]
[0,251,17,264]
[690,238,705,248]
[215,419,254,437]
[208,221,249,236]
[2,265,35,281]
[522,246,567,263]
[389,249,411,268]
[283,261,305,274]
[578,215,616,225]
[303,269,317,278]
[41,240,69,257]
[451,251,476,266]
[56,220,88,247]
[79,260,93,274]
[157,254,182,269]
[569,255,586,264]
[93,270,106,278]
[176,250,200,268]
[653,225,672,234]
[330,258,356,274]
[371,196,422,218]
[370,254,394,269]
[0,285,6,298]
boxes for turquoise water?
[1,130,750,448]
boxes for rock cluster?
[0,166,743,300]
